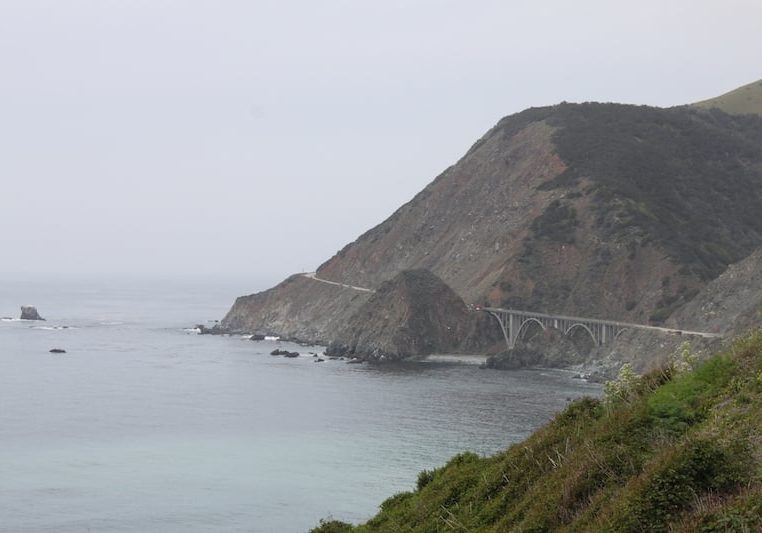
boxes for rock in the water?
[49,348,66,354]
[250,334,266,341]
[196,324,227,335]
[21,306,45,321]
[270,349,300,357]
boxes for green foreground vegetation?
[313,332,762,532]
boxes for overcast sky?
[1,0,760,288]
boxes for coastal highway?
[302,273,720,340]
[302,272,374,293]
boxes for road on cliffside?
[302,272,375,293]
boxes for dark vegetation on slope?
[312,331,762,532]
[529,199,579,245]
[522,103,762,282]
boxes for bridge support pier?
[487,310,516,349]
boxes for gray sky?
[1,0,760,288]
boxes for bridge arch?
[481,307,719,351]
[564,322,597,346]
[516,317,546,345]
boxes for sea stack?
[20,306,45,321]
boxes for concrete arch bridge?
[482,307,720,350]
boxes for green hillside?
[694,79,762,116]
[313,332,762,532]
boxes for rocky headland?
[220,79,762,375]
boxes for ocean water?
[0,277,600,532]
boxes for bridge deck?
[482,307,720,339]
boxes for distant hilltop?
[693,78,762,116]
[221,79,762,372]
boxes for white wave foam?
[264,336,280,341]
[183,328,201,334]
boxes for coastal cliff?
[223,80,762,367]
[222,274,371,343]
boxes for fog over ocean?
[0,277,599,532]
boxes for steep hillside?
[313,331,762,532]
[325,269,472,361]
[223,99,762,351]
[222,274,371,341]
[670,245,762,335]
[693,78,762,116]
[566,244,762,379]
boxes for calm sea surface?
[0,277,600,532]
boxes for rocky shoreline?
[200,263,740,380]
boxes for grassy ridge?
[313,332,762,532]
[694,79,762,116]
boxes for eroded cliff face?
[222,102,762,364]
[222,121,571,342]
[316,121,568,303]
[546,245,762,379]
[222,275,371,342]
[669,246,762,335]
